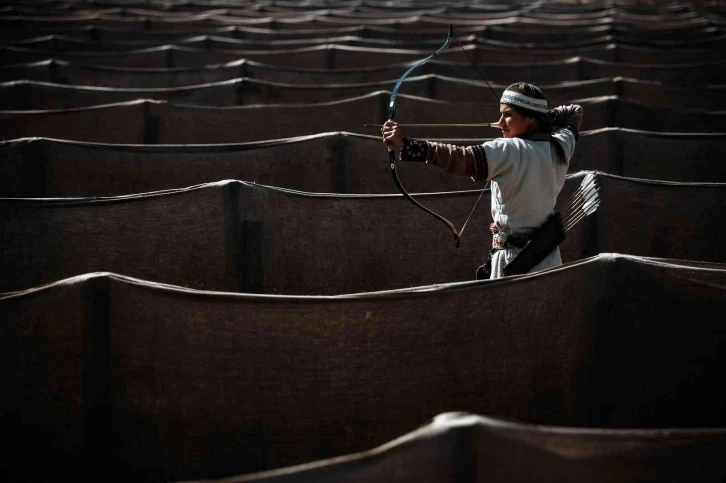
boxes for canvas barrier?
[2,94,725,144]
[7,33,726,64]
[4,22,725,63]
[0,23,241,42]
[1,256,724,481]
[0,78,245,109]
[3,45,726,82]
[0,2,713,18]
[0,33,624,57]
[1,3,724,482]
[0,58,253,89]
[578,57,726,86]
[2,173,725,294]
[190,412,726,482]
[0,5,717,22]
[2,129,725,197]
[0,132,488,197]
[4,53,725,87]
[0,1,719,18]
[0,99,148,144]
[0,12,223,32]
[12,30,724,59]
[3,76,725,110]
[98,14,725,35]
[3,11,717,33]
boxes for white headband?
[500,90,548,113]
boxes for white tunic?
[482,129,577,278]
[404,106,582,279]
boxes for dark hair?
[504,82,567,165]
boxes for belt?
[489,223,530,249]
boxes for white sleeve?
[551,128,577,161]
[481,138,522,181]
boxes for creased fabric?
[2,255,725,481]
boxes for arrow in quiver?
[503,172,601,276]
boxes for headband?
[500,89,548,113]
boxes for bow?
[388,24,466,247]
[387,23,490,249]
[386,2,554,247]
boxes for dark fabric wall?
[2,2,725,482]
[3,76,725,110]
[4,57,724,89]
[0,278,92,482]
[0,58,252,89]
[6,28,726,63]
[2,129,724,197]
[558,173,726,263]
[3,48,726,83]
[0,182,237,293]
[2,173,725,295]
[2,256,725,481]
[3,95,725,144]
[6,42,726,69]
[202,413,726,483]
[0,99,148,144]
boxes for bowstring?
[449,35,502,236]
[453,0,550,237]
[458,188,486,238]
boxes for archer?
[382,82,584,279]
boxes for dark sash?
[502,213,565,277]
[476,213,566,280]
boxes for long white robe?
[483,128,576,278]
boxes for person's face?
[496,104,534,138]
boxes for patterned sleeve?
[399,137,488,182]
